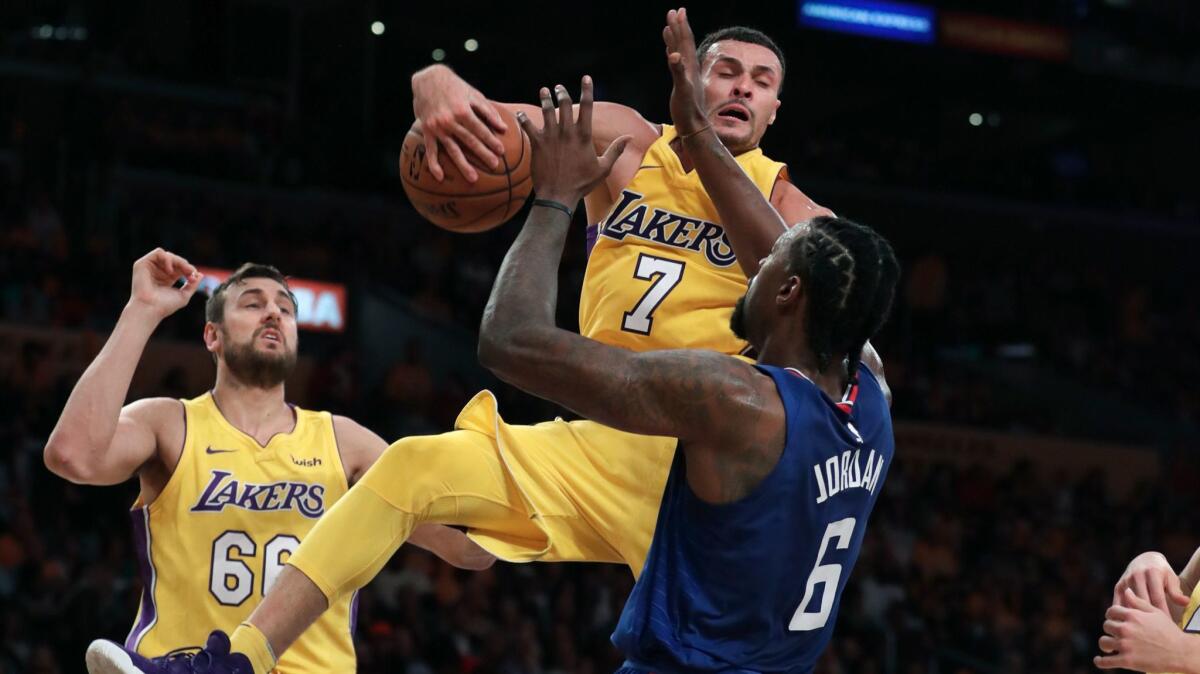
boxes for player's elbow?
[43,439,98,484]
[477,326,540,382]
[477,330,518,377]
[476,325,504,372]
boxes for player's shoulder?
[330,414,388,482]
[593,102,661,147]
[123,396,185,429]
[330,413,367,435]
[770,178,834,224]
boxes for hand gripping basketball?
[514,76,631,207]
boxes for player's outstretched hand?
[1096,588,1196,672]
[129,248,203,320]
[663,7,708,136]
[515,76,631,207]
[412,66,509,183]
[1113,551,1191,617]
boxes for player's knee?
[358,431,487,505]
[362,434,442,483]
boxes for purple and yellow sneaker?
[85,631,253,674]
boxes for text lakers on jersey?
[126,393,356,674]
[600,189,737,268]
[579,124,787,356]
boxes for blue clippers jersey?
[612,363,894,673]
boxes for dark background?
[2,1,1199,672]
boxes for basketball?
[399,105,531,233]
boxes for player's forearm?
[409,525,496,571]
[682,128,787,277]
[1169,633,1200,674]
[45,302,160,466]
[478,204,569,382]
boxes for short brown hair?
[697,26,786,94]
[205,263,297,324]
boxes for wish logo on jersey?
[190,469,326,518]
[600,190,737,267]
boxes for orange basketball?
[399,106,531,233]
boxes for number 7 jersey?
[126,393,355,673]
[580,124,788,355]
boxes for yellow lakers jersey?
[580,124,787,356]
[126,393,355,673]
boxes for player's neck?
[211,372,293,441]
[758,338,846,401]
[670,137,757,172]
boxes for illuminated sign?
[798,0,935,44]
[940,12,1069,62]
[196,266,348,333]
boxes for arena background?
[2,0,1199,672]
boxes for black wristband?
[532,198,574,220]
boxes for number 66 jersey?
[612,363,894,673]
[579,123,787,357]
[126,393,354,673]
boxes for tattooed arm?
[477,77,786,501]
[476,175,786,502]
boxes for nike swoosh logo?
[205,446,238,455]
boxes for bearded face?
[220,322,297,388]
[206,277,300,389]
[730,292,749,341]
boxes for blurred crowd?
[3,153,1197,440]
[5,335,1199,672]
[2,164,1199,672]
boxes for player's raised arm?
[411,64,658,183]
[477,77,781,452]
[660,8,791,278]
[44,249,202,485]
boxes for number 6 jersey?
[126,393,355,673]
[579,124,788,356]
[612,363,894,673]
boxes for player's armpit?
[330,415,388,484]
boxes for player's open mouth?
[259,329,283,344]
[716,104,751,122]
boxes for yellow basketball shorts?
[287,391,677,601]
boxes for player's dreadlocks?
[789,216,900,384]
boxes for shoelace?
[155,646,201,662]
